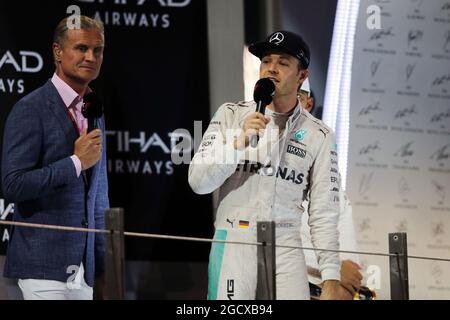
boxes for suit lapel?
[45,80,79,143]
[45,80,89,187]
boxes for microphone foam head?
[82,92,104,119]
[253,78,275,105]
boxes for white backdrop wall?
[346,0,450,299]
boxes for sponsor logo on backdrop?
[395,177,418,209]
[432,74,450,93]
[432,74,450,87]
[397,63,421,96]
[393,141,419,171]
[407,29,423,48]
[394,104,417,121]
[106,130,194,175]
[434,2,450,22]
[391,104,423,133]
[356,218,379,245]
[356,141,388,168]
[0,50,44,94]
[430,144,450,163]
[431,180,446,205]
[76,0,192,29]
[444,30,450,52]
[428,261,450,291]
[431,31,450,61]
[427,221,450,250]
[430,262,444,286]
[358,172,374,198]
[405,63,416,83]
[356,102,388,130]
[359,102,381,118]
[363,25,396,55]
[362,59,387,93]
[408,0,425,19]
[394,219,416,246]
[430,109,450,125]
[432,221,445,238]
[357,218,371,234]
[428,74,450,99]
[355,172,379,207]
[369,27,394,42]
[359,141,380,158]
[406,31,423,57]
[394,141,415,159]
[429,144,450,173]
[370,59,381,79]
[398,177,411,199]
[430,180,450,212]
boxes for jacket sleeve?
[307,130,341,282]
[94,117,109,277]
[188,104,244,195]
[2,100,78,203]
[300,203,323,284]
[338,190,360,264]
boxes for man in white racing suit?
[189,30,347,300]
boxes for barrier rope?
[1,220,450,262]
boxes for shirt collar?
[51,73,92,112]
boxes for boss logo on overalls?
[287,145,306,158]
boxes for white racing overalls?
[188,101,341,300]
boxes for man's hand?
[320,280,351,300]
[340,260,363,298]
[74,129,102,170]
[234,112,270,150]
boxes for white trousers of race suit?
[208,221,310,300]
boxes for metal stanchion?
[256,221,276,300]
[105,208,125,300]
[389,232,409,300]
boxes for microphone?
[82,92,103,133]
[250,78,275,148]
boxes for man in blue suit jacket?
[1,15,109,300]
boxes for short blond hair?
[53,15,104,48]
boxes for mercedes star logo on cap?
[269,32,284,45]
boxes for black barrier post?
[256,221,276,300]
[105,208,125,300]
[389,232,409,300]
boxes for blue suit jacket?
[1,80,109,287]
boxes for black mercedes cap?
[249,30,310,69]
